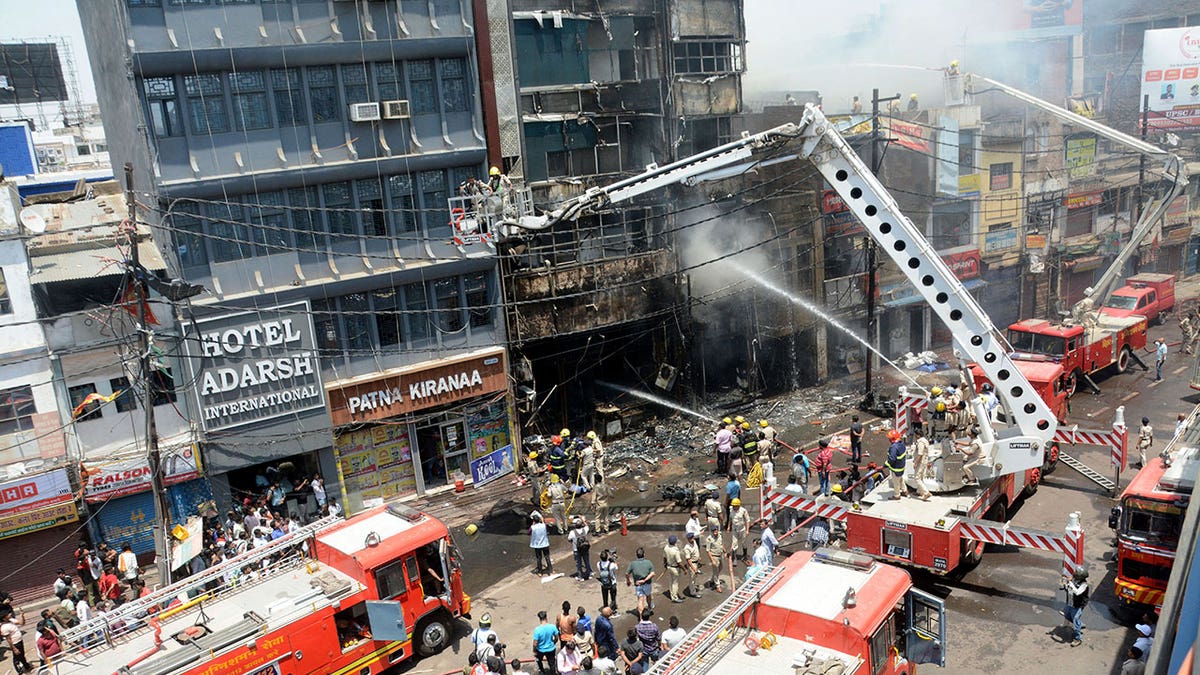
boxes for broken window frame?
[671,40,743,76]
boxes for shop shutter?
[3,525,83,605]
[94,491,157,557]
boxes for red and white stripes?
[760,487,848,523]
[1053,424,1127,470]
[959,513,1085,578]
[895,394,927,437]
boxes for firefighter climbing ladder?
[646,564,786,675]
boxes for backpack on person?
[597,560,615,586]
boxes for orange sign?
[328,348,507,426]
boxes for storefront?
[325,347,515,515]
[0,469,82,603]
[879,248,986,357]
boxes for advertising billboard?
[1141,27,1200,131]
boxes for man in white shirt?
[684,510,703,540]
[117,543,139,582]
[661,616,687,650]
[311,474,327,507]
[751,538,771,569]
[760,520,779,562]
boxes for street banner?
[470,444,516,488]
[0,469,73,515]
[83,447,201,502]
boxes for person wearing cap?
[1060,567,1089,646]
[591,472,614,534]
[886,430,908,499]
[1136,416,1154,468]
[662,535,685,603]
[728,497,751,565]
[586,430,605,482]
[549,436,569,481]
[526,449,547,505]
[714,421,734,475]
[703,524,726,591]
[814,439,834,497]
[1133,623,1154,658]
[703,491,723,531]
[578,436,597,490]
[682,531,702,598]
[470,614,498,660]
[740,421,759,468]
[723,475,741,526]
[529,512,552,576]
[548,473,569,535]
[568,516,593,581]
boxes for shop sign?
[958,174,981,198]
[1165,223,1192,244]
[825,211,864,237]
[1141,27,1200,131]
[1064,192,1103,209]
[83,447,201,503]
[984,228,1019,254]
[942,249,981,280]
[821,189,848,214]
[328,348,507,426]
[191,302,324,432]
[470,444,516,488]
[1166,194,1190,222]
[1025,233,1047,249]
[885,119,930,153]
[0,501,78,541]
[1065,135,1097,179]
[0,468,73,516]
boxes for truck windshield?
[1007,330,1065,356]
[1121,498,1184,547]
[1104,296,1139,310]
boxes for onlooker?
[531,610,559,674]
[100,565,124,606]
[557,600,578,641]
[814,439,834,496]
[624,548,656,616]
[1121,646,1146,675]
[35,619,63,666]
[661,616,686,650]
[1060,567,1089,647]
[529,512,552,577]
[1133,623,1154,657]
[807,517,831,550]
[556,639,583,673]
[594,606,619,661]
[510,658,529,675]
[1,607,33,673]
[619,628,645,675]
[118,543,140,582]
[849,415,864,463]
[596,550,618,611]
[634,609,661,666]
[568,517,592,581]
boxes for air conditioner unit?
[348,102,381,122]
[382,99,410,119]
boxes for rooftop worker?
[908,93,919,111]
[947,60,960,76]
[851,95,862,114]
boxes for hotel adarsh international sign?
[328,347,507,426]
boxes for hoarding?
[1141,27,1200,131]
[0,43,68,105]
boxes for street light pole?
[865,89,900,403]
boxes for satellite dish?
[19,209,46,233]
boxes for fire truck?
[52,504,469,675]
[1108,406,1198,608]
[646,550,947,674]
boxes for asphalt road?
[399,331,1191,675]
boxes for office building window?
[322,181,355,242]
[989,162,1013,191]
[376,62,406,101]
[419,170,448,233]
[171,202,208,268]
[357,178,386,237]
[0,268,10,314]
[433,277,464,332]
[441,58,468,112]
[308,66,340,123]
[205,202,253,263]
[388,174,417,233]
[69,383,103,421]
[405,283,432,342]
[271,68,306,125]
[673,41,741,75]
[184,73,229,134]
[311,298,340,369]
[341,64,370,104]
[143,77,181,137]
[229,71,271,131]
[465,272,492,327]
[341,293,373,353]
[0,386,35,436]
[408,60,436,114]
[109,377,137,413]
[372,288,403,348]
[288,186,325,251]
[248,190,288,251]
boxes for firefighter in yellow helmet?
[526,450,546,504]
[488,166,511,194]
[728,497,751,565]
[908,93,919,111]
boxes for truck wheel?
[414,612,453,657]
[1064,371,1079,398]
[1023,468,1041,498]
[1116,347,1132,373]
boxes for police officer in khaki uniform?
[547,474,568,534]
[682,531,702,598]
[729,498,751,565]
[662,535,685,603]
[703,491,723,531]
[703,524,726,592]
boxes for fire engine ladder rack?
[646,564,785,675]
[1057,451,1117,493]
[61,515,340,645]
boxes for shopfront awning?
[884,278,988,308]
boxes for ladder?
[646,564,785,675]
[63,515,340,643]
[1058,451,1117,493]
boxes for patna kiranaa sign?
[191,302,325,432]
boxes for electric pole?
[1135,94,1150,271]
[125,163,172,585]
[865,89,900,403]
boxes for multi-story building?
[77,0,515,515]
[503,0,745,422]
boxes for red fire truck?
[1108,417,1197,608]
[647,549,947,674]
[1006,315,1148,397]
[54,504,469,675]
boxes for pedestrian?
[568,517,593,581]
[529,512,552,576]
[750,537,770,571]
[531,610,559,674]
[35,619,62,667]
[594,606,619,660]
[704,524,726,592]
[790,448,811,495]
[589,649,619,675]
[760,519,778,562]
[1060,567,1089,647]
[703,491,723,531]
[956,426,984,485]
[807,517,830,550]
[1121,646,1146,675]
[635,608,662,665]
[117,542,139,582]
[1133,622,1154,657]
[591,473,613,534]
[662,535,685,604]
[548,474,568,535]
[1154,338,1167,382]
[619,628,645,675]
[849,415,864,463]
[723,475,740,527]
[682,532,702,598]
[625,547,656,616]
[728,498,751,565]
[684,510,702,540]
[511,658,530,675]
[596,550,619,611]
[814,439,834,497]
[1137,417,1154,468]
[471,614,498,660]
[1175,413,1188,439]
[1187,311,1199,355]
[557,600,578,640]
[714,420,733,475]
[1,607,32,673]
[99,565,123,606]
[661,616,686,651]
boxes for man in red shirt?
[98,566,124,606]
[814,439,834,497]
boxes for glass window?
[69,383,103,421]
[989,162,1013,191]
[248,190,289,252]
[376,62,406,101]
[341,64,369,105]
[673,41,741,75]
[440,58,468,112]
[957,130,976,171]
[0,386,36,436]
[419,170,448,234]
[0,268,10,314]
[465,272,491,328]
[405,283,432,343]
[288,186,325,251]
[308,66,340,123]
[1086,24,1119,55]
[433,277,464,332]
[341,293,373,354]
[311,298,341,368]
[151,368,178,406]
[931,200,972,249]
[229,71,270,131]
[372,288,402,348]
[1121,22,1149,53]
[128,0,162,6]
[172,202,208,268]
[356,178,386,237]
[375,558,407,600]
[143,76,181,137]
[205,202,252,262]
[271,68,306,126]
[388,174,417,233]
[323,182,355,243]
[408,59,436,114]
[184,73,229,134]
[109,377,137,413]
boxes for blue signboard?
[470,444,515,488]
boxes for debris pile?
[900,350,951,371]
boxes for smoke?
[676,203,778,322]
[743,0,1032,111]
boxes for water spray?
[596,381,718,423]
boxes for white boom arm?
[520,104,1055,478]
[964,74,1190,313]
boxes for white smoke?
[675,203,779,318]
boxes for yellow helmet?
[935,401,946,413]
[489,166,501,176]
[759,420,769,428]
[723,417,733,425]
[730,498,741,507]
[910,93,919,99]
[586,430,597,440]
[930,386,943,397]
[741,422,751,430]
[561,428,571,438]
[735,416,745,424]
[831,484,843,493]
[528,451,538,460]
[550,474,561,483]
[950,60,959,68]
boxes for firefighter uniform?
[663,537,685,603]
[527,451,546,505]
[729,501,751,563]
[886,431,908,499]
[703,527,726,591]
[741,423,759,468]
[547,476,568,534]
[683,533,702,598]
[548,440,568,480]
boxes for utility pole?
[125,163,172,585]
[1134,94,1150,272]
[864,89,900,403]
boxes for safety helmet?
[936,401,946,413]
[735,416,745,424]
[550,474,561,483]
[930,386,943,397]
[480,613,492,626]
[741,422,751,430]
[528,451,538,460]
[730,498,741,507]
[759,420,769,428]
[586,430,597,440]
[981,383,993,392]
[723,417,733,425]
[551,435,562,445]
[887,430,902,442]
[489,166,501,176]
[910,93,918,99]
[831,484,843,493]
[561,428,571,437]
[950,60,959,68]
